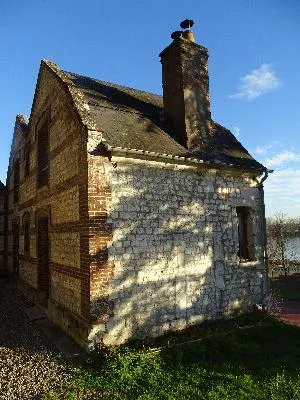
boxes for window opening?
[13,160,20,203]
[37,120,49,187]
[236,206,255,261]
[24,142,30,177]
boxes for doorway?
[37,216,49,302]
[12,222,19,279]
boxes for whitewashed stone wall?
[98,156,268,345]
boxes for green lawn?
[43,314,300,400]
[271,275,300,301]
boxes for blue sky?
[1,0,299,217]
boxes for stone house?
[5,23,269,350]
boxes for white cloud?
[265,150,300,167]
[232,126,240,137]
[264,169,300,217]
[229,64,281,101]
[255,145,267,154]
[253,142,300,217]
[253,141,282,156]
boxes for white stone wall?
[98,156,268,345]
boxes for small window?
[236,206,255,262]
[24,219,30,254]
[24,142,30,177]
[37,119,49,187]
[13,160,20,203]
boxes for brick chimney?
[160,20,212,151]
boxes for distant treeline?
[267,214,300,277]
[267,216,300,238]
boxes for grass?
[42,313,300,400]
[270,275,300,301]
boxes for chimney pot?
[171,30,183,40]
[180,19,194,29]
[182,30,195,42]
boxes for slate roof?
[62,69,265,172]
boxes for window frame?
[36,112,50,188]
[13,159,20,204]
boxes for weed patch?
[43,314,300,399]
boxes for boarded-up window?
[37,120,49,187]
[236,206,255,261]
[13,160,20,203]
[37,216,49,299]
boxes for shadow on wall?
[89,163,265,346]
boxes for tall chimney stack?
[160,20,211,151]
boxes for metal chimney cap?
[180,19,194,29]
[171,30,183,40]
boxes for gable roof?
[44,61,266,172]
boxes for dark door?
[37,217,49,300]
[12,222,19,278]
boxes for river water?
[285,236,300,261]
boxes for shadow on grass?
[161,316,300,377]
[71,313,300,399]
[270,275,300,302]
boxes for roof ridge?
[27,60,264,172]
[63,70,163,100]
[42,60,100,130]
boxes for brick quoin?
[87,153,114,326]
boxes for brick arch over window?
[35,207,51,221]
[22,212,31,256]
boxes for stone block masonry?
[89,155,268,345]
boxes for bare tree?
[267,213,292,278]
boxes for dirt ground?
[278,299,300,326]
